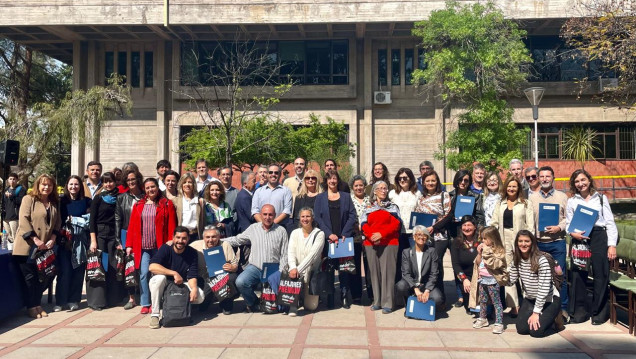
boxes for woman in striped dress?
[509,229,561,337]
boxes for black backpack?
[540,252,563,292]
[162,281,191,327]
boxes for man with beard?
[529,166,569,323]
[148,226,204,328]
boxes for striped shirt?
[509,255,556,313]
[222,222,288,271]
[141,202,157,249]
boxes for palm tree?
[562,126,601,169]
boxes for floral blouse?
[483,192,501,226]
[415,192,451,241]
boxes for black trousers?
[13,255,44,308]
[569,227,610,323]
[395,279,444,309]
[516,296,561,337]
[86,231,126,309]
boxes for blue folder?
[409,212,437,229]
[327,237,354,259]
[405,295,436,321]
[203,246,227,277]
[120,229,127,248]
[567,204,599,236]
[454,195,475,220]
[538,203,560,231]
[102,251,108,272]
[260,262,280,283]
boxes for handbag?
[259,282,278,314]
[570,239,592,271]
[86,249,106,282]
[309,258,334,296]
[124,254,138,287]
[208,272,237,302]
[114,249,125,281]
[277,271,303,307]
[338,257,356,274]
[33,249,57,283]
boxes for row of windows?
[180,40,348,86]
[105,51,153,88]
[377,48,426,86]
[521,124,636,160]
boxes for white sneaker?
[53,306,63,312]
[68,303,79,312]
[149,316,160,329]
[473,318,489,329]
[492,323,504,334]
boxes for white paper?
[581,208,593,216]
[330,243,335,255]
[409,299,414,312]
[348,242,353,252]
[543,205,556,210]
[460,198,471,203]
[208,249,220,255]
[262,267,268,277]
[429,305,435,316]
[214,269,223,275]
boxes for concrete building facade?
[0,1,634,189]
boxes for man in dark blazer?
[395,226,444,310]
[233,171,256,270]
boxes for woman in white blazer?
[491,176,534,315]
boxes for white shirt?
[566,191,618,246]
[416,250,424,281]
[196,175,220,193]
[181,196,200,230]
[389,189,421,233]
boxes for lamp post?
[524,87,545,168]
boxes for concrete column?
[156,40,170,164]
[70,41,87,176]
[358,37,373,178]
[83,40,99,164]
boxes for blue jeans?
[537,240,568,310]
[140,249,157,307]
[235,264,262,306]
[55,247,86,306]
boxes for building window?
[181,40,349,86]
[522,124,636,160]
[105,51,114,80]
[391,49,400,86]
[131,51,141,88]
[117,52,127,84]
[144,52,154,87]
[405,49,414,85]
[378,49,387,87]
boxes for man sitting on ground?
[148,226,205,329]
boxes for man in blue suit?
[234,171,256,270]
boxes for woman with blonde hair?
[14,174,62,318]
[173,172,204,241]
[292,169,323,227]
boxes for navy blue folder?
[405,295,436,321]
[327,237,354,259]
[120,229,127,248]
[409,212,437,229]
[567,204,599,236]
[454,195,475,220]
[102,251,108,272]
[203,246,226,277]
[538,203,560,231]
[260,262,280,283]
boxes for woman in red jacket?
[126,178,177,314]
[361,180,402,313]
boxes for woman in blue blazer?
[314,170,358,309]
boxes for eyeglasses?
[486,179,498,184]
[525,174,537,181]
[268,171,280,175]
[305,176,317,181]
[398,176,409,182]
[461,178,470,183]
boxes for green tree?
[412,0,532,170]
[0,39,132,183]
[562,126,601,169]
[562,0,636,110]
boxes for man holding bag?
[148,226,204,329]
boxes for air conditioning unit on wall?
[374,91,392,105]
[599,78,618,92]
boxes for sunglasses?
[305,176,317,181]
[461,178,470,183]
[398,176,409,182]
[269,171,280,175]
[525,174,537,181]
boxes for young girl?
[469,226,508,334]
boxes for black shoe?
[222,309,232,315]
[245,304,260,313]
[341,291,352,309]
[591,317,607,325]
[453,300,464,308]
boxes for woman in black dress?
[450,215,480,313]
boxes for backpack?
[540,251,563,292]
[162,281,191,327]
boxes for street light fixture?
[524,87,545,168]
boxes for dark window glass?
[279,41,305,83]
[180,42,198,86]
[306,41,331,84]
[418,48,426,70]
[391,49,400,85]
[378,49,387,86]
[405,49,414,85]
[144,52,153,87]
[117,52,127,84]
[131,51,141,87]
[105,51,114,80]
[332,41,348,75]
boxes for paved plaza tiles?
[1,259,635,359]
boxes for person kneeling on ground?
[148,226,205,329]
[395,225,444,312]
[190,226,239,315]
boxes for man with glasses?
[524,166,540,197]
[416,160,434,193]
[251,164,293,233]
[528,166,569,323]
[283,157,306,199]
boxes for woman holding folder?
[314,170,358,309]
[566,169,617,325]
[389,168,421,282]
[491,176,534,316]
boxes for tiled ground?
[1,258,634,359]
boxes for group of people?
[4,156,617,337]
